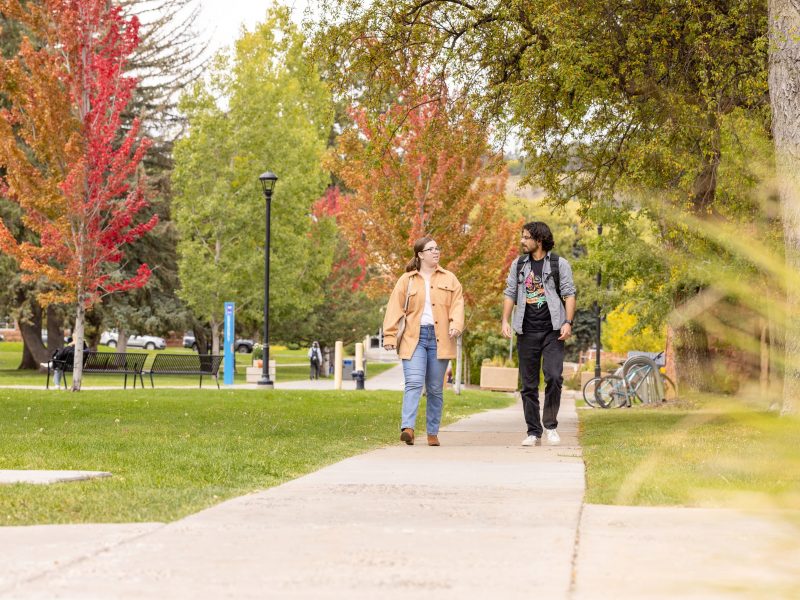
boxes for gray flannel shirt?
[503,252,577,335]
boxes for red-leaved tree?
[313,186,368,292]
[328,86,519,328]
[0,0,156,390]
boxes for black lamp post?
[258,171,278,387]
[594,223,603,379]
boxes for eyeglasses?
[521,235,533,240]
[422,247,442,253]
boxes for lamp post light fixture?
[258,171,278,387]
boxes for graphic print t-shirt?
[523,258,552,333]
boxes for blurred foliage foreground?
[580,394,800,521]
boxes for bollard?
[334,341,343,390]
[355,342,364,371]
[351,370,365,390]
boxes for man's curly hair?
[523,221,554,252]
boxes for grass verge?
[0,387,513,525]
[579,397,800,513]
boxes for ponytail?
[405,256,421,272]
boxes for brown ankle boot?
[400,428,415,445]
[427,434,440,446]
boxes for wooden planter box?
[246,360,276,383]
[480,366,518,391]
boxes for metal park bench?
[46,351,148,390]
[144,354,223,389]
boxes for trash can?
[342,358,355,380]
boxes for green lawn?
[0,342,396,387]
[0,387,514,525]
[579,398,800,513]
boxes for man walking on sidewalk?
[501,222,576,446]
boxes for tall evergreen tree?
[96,0,205,350]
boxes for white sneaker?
[521,435,541,447]
[545,428,561,445]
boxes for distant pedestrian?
[383,236,464,447]
[41,336,83,388]
[308,341,323,380]
[501,221,576,447]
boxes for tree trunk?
[664,324,678,391]
[72,297,86,391]
[20,341,37,371]
[83,308,102,350]
[210,318,220,355]
[46,305,64,354]
[194,323,210,355]
[116,325,128,354]
[674,320,712,392]
[769,316,783,411]
[18,300,48,368]
[760,318,770,400]
[769,0,800,415]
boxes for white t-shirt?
[420,273,435,326]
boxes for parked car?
[100,330,166,350]
[183,331,253,353]
[41,330,69,346]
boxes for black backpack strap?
[549,252,560,297]
[515,255,527,293]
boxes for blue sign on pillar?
[223,302,235,386]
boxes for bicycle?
[581,376,605,408]
[582,353,677,408]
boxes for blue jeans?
[401,325,449,434]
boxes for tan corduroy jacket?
[382,267,465,360]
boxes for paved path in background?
[0,362,406,392]
[271,362,404,391]
[2,392,798,598]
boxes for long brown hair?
[405,236,434,272]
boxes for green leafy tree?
[315,0,770,392]
[173,7,336,352]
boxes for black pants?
[517,329,564,436]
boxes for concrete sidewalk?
[2,393,798,599]
[1,397,584,599]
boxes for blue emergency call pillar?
[224,302,235,385]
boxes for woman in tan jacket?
[383,236,465,446]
